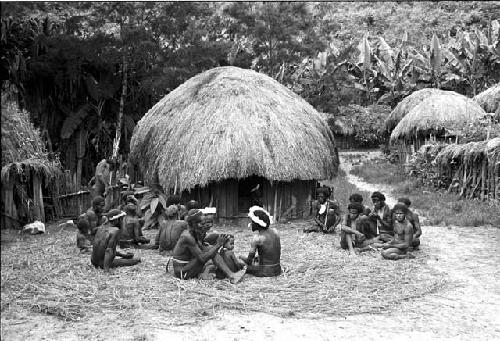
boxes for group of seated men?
[306,187,421,260]
[76,191,282,283]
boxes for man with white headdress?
[244,206,282,277]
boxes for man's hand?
[216,234,228,246]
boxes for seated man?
[340,203,369,255]
[244,206,282,277]
[91,209,141,271]
[364,191,393,243]
[154,205,188,252]
[78,196,107,243]
[395,198,421,249]
[171,209,245,283]
[304,187,342,234]
[119,203,151,248]
[381,204,415,260]
[348,193,371,216]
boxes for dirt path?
[2,151,500,340]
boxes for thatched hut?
[384,88,453,132]
[130,66,338,222]
[1,102,61,229]
[433,137,500,200]
[474,83,500,118]
[390,91,486,162]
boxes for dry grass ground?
[1,221,444,327]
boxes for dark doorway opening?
[238,175,266,213]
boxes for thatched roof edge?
[435,137,500,165]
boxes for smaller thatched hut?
[384,88,453,132]
[330,116,355,150]
[1,102,61,229]
[474,83,500,118]
[390,91,486,162]
[433,137,500,200]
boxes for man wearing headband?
[171,209,246,283]
[154,204,188,252]
[77,195,107,244]
[91,209,141,271]
[304,186,342,234]
[244,206,282,277]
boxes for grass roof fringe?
[1,102,61,184]
[130,66,338,191]
[434,137,500,165]
[384,88,456,132]
[473,83,500,114]
[390,92,486,142]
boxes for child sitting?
[215,234,247,279]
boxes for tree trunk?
[111,58,128,197]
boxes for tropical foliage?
[1,2,499,183]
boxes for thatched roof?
[384,88,457,132]
[1,102,61,183]
[130,66,338,191]
[435,137,500,165]
[474,83,500,114]
[390,92,486,142]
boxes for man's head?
[200,215,214,233]
[124,203,137,216]
[316,187,331,204]
[248,206,271,231]
[165,204,179,218]
[397,197,411,207]
[347,202,364,219]
[392,203,408,222]
[106,209,126,227]
[186,200,200,210]
[371,191,386,209]
[186,209,204,236]
[92,196,105,214]
[224,234,235,250]
[349,193,364,204]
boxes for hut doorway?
[238,175,266,213]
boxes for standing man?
[91,209,141,271]
[244,206,282,277]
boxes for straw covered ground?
[1,220,445,326]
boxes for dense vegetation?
[1,2,499,185]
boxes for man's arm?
[341,225,364,236]
[184,234,226,264]
[412,213,422,238]
[245,234,265,264]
